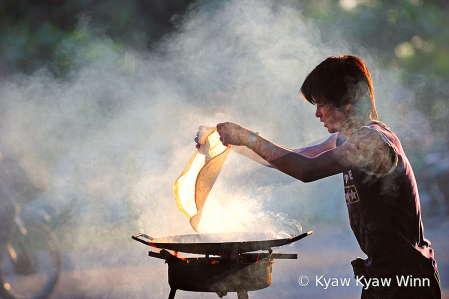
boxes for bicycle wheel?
[0,222,61,299]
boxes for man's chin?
[323,122,337,134]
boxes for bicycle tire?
[0,222,61,299]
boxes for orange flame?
[148,242,187,261]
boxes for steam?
[0,0,419,286]
[0,0,335,239]
[2,1,442,298]
[0,0,405,238]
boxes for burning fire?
[147,241,188,262]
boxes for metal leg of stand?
[237,290,248,299]
[168,288,176,299]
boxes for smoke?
[2,0,399,233]
[0,0,361,239]
[0,0,427,297]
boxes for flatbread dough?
[173,126,230,231]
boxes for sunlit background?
[0,0,448,298]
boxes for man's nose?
[315,106,322,118]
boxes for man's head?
[300,55,378,122]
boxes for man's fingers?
[217,122,233,145]
[216,122,225,133]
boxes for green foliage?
[0,0,193,74]
[297,0,449,146]
[1,0,448,144]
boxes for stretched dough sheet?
[173,126,230,232]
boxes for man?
[215,55,440,298]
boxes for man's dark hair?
[300,55,378,120]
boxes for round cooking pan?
[132,231,312,255]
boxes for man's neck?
[339,118,369,138]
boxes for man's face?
[315,102,347,134]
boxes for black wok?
[132,231,312,255]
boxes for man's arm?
[294,133,339,158]
[248,135,352,182]
[217,122,394,183]
[231,133,338,166]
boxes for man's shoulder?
[349,125,385,148]
[345,123,397,174]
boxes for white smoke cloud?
[0,0,401,238]
[0,0,408,290]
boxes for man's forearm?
[231,145,272,167]
[248,133,348,183]
[248,135,312,181]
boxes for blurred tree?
[296,0,449,150]
[0,0,194,75]
[0,0,448,148]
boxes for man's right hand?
[216,122,251,147]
